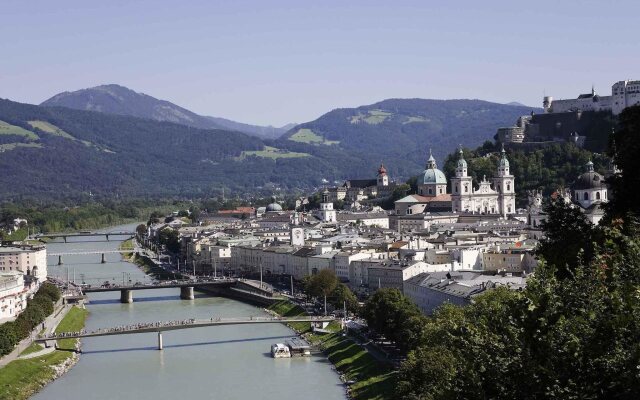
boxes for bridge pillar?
[106,234,109,241]
[180,286,194,300]
[57,255,63,266]
[63,236,67,243]
[120,289,133,303]
[101,253,106,264]
[157,331,163,350]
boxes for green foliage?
[312,332,396,400]
[158,228,180,253]
[0,306,88,400]
[306,269,339,298]
[362,288,425,353]
[607,105,640,223]
[396,225,640,400]
[1,228,28,241]
[0,283,60,357]
[135,223,147,236]
[0,199,186,234]
[329,283,359,313]
[537,197,598,279]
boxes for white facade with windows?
[0,273,27,321]
[0,245,47,283]
[450,147,516,217]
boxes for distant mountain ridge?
[277,98,542,179]
[0,95,542,199]
[41,84,289,139]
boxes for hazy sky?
[1,0,638,126]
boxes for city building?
[0,244,47,283]
[404,270,527,315]
[0,272,27,322]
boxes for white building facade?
[450,147,516,217]
[544,80,640,116]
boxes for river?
[33,223,346,400]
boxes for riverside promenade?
[0,300,72,368]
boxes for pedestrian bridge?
[35,231,135,242]
[35,316,336,349]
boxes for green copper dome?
[422,168,447,185]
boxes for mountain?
[0,98,320,199]
[41,84,288,139]
[506,101,529,107]
[276,98,542,181]
[0,97,542,200]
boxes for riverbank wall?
[195,283,279,307]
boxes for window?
[596,192,601,200]
[428,188,432,194]
[507,184,510,191]
[464,185,468,193]
[584,192,589,201]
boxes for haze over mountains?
[0,88,539,199]
[41,84,291,139]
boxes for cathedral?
[450,146,516,216]
[395,147,516,217]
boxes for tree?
[306,269,338,315]
[362,288,423,352]
[330,283,359,313]
[158,228,180,253]
[136,223,147,237]
[607,105,640,223]
[396,226,640,399]
[537,197,598,279]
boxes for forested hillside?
[279,99,541,179]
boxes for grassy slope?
[268,300,395,400]
[288,128,340,145]
[27,120,75,140]
[237,145,310,160]
[0,120,38,140]
[0,306,88,400]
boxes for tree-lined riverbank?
[0,306,88,400]
[267,300,395,400]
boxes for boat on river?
[286,337,311,357]
[271,343,291,358]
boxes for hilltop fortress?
[544,80,640,115]
[497,79,639,146]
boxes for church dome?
[422,168,447,185]
[266,199,283,212]
[572,161,606,190]
[572,170,606,190]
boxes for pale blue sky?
[1,0,638,126]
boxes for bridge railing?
[38,316,336,340]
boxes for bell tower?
[318,189,337,223]
[450,147,473,213]
[493,145,516,216]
